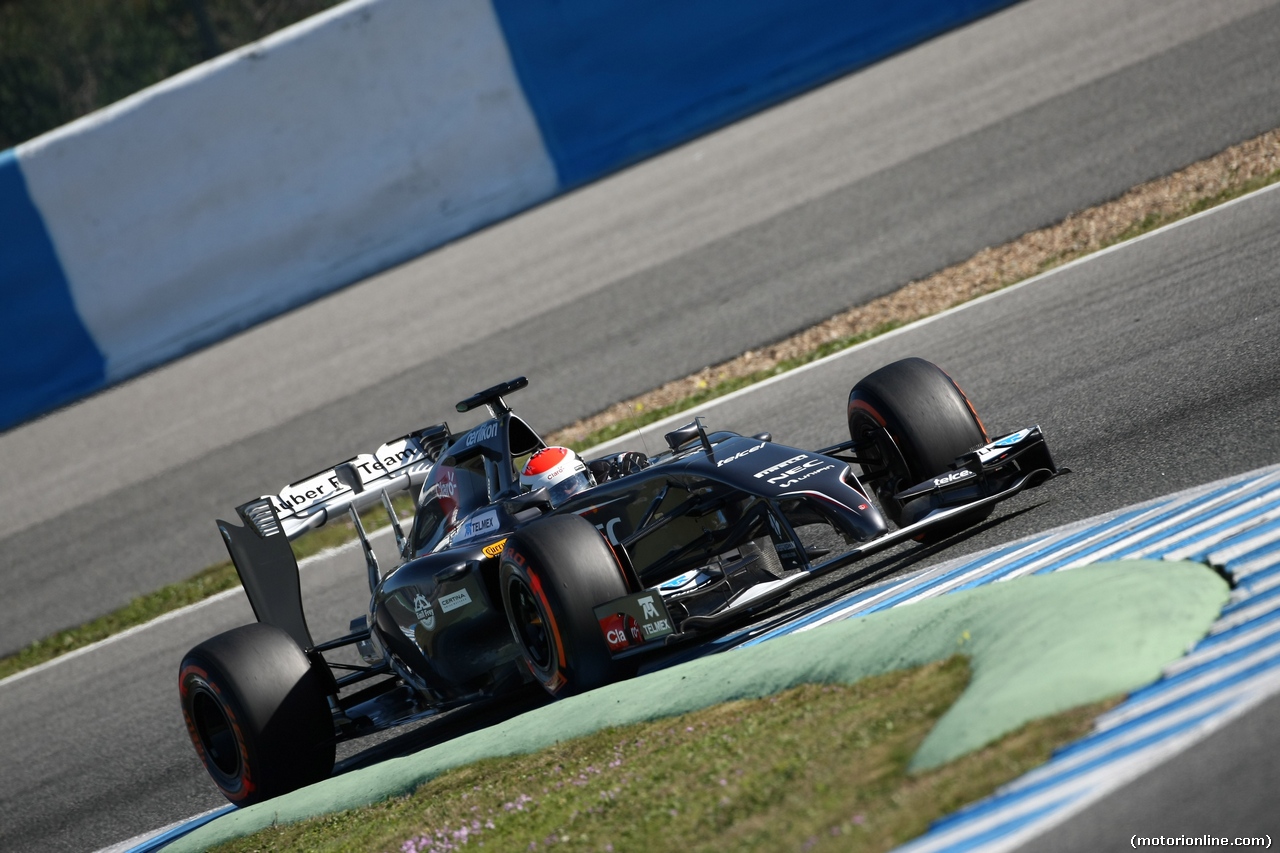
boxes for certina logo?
[465,422,500,447]
[716,442,765,468]
[933,470,975,487]
[413,593,436,630]
[439,589,472,613]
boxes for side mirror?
[503,487,553,516]
[664,422,700,451]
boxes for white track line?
[14,182,1280,693]
[0,526,391,690]
[586,180,1280,458]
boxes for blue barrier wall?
[3,0,557,433]
[494,0,1017,187]
[0,0,1018,432]
[0,150,105,425]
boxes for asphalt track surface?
[3,167,1277,853]
[5,0,1280,656]
[2,2,1280,851]
[1021,689,1280,852]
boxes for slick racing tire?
[848,357,990,542]
[500,514,635,697]
[178,623,335,806]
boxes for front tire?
[178,623,335,806]
[500,514,634,697]
[848,357,990,541]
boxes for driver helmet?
[520,446,594,508]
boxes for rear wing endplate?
[217,499,315,651]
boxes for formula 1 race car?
[179,358,1062,805]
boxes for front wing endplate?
[595,591,675,655]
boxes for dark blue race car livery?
[179,359,1063,805]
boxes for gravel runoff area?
[549,128,1280,447]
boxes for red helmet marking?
[523,446,569,476]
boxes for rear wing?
[265,423,451,541]
[215,423,450,652]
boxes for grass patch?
[0,559,242,681]
[205,657,1114,853]
[0,497,413,681]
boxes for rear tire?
[500,514,634,697]
[178,623,335,805]
[848,358,989,541]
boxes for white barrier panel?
[15,0,557,383]
[3,0,1019,431]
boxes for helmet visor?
[546,471,592,508]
